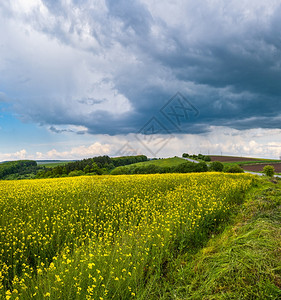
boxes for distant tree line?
[36,155,148,178]
[111,160,244,175]
[111,162,209,175]
[182,153,211,162]
[0,155,244,180]
[0,160,41,180]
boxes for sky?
[1,0,281,161]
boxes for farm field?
[209,156,281,173]
[210,155,259,162]
[209,155,280,163]
[0,173,253,299]
[242,162,281,173]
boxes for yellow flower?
[88,263,95,269]
[5,290,12,300]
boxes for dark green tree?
[203,156,211,162]
[84,165,91,174]
[210,161,224,172]
[263,165,275,177]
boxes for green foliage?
[203,155,211,162]
[111,155,147,167]
[36,155,147,178]
[110,166,129,175]
[90,162,102,175]
[263,165,275,177]
[111,161,208,175]
[182,153,211,162]
[0,160,40,180]
[209,161,224,172]
[173,162,208,173]
[83,165,91,174]
[68,170,85,177]
[111,158,180,174]
[224,165,244,173]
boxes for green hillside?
[0,160,39,180]
[128,157,186,167]
[110,157,208,175]
[36,160,75,168]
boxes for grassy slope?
[118,157,186,168]
[38,158,186,170]
[147,177,281,299]
[110,157,188,174]
[37,161,73,168]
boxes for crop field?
[0,173,253,299]
[209,155,259,162]
[209,155,280,163]
[242,162,281,173]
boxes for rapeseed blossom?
[0,173,253,299]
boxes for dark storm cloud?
[1,0,281,135]
[106,0,152,36]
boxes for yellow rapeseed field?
[0,173,253,299]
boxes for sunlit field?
[0,173,253,299]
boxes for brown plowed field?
[210,156,259,162]
[242,163,281,173]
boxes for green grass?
[37,161,72,168]
[148,177,281,299]
[122,157,186,168]
[110,157,189,174]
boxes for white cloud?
[2,126,281,162]
[36,152,44,159]
[0,149,27,161]
[0,1,133,129]
[44,142,112,159]
[83,127,281,159]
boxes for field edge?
[151,177,281,299]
